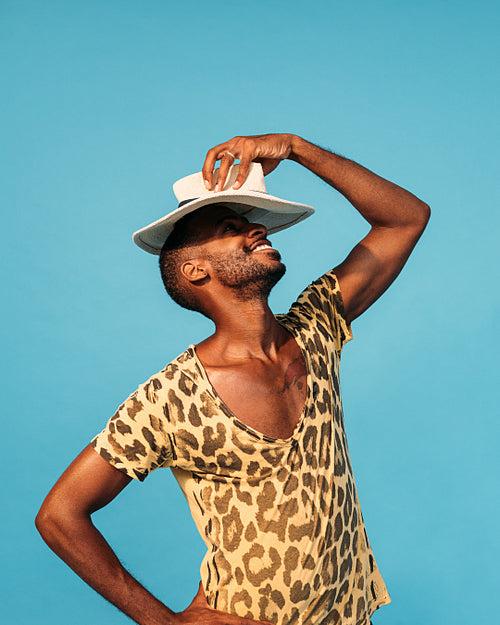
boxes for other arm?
[203,134,430,324]
[35,445,176,625]
[36,445,270,625]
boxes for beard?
[206,248,286,301]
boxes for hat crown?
[173,162,266,203]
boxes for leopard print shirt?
[92,271,391,625]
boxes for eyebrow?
[215,214,250,228]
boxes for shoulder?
[91,346,202,480]
[110,347,201,421]
[142,346,201,394]
[295,270,344,310]
[278,270,353,357]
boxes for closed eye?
[221,219,247,233]
[216,214,249,234]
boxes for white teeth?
[254,244,272,252]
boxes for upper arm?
[334,217,429,324]
[37,445,132,522]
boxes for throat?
[206,309,287,361]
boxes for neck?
[201,295,286,361]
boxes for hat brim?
[132,191,315,255]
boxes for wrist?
[287,134,308,162]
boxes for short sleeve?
[91,374,174,481]
[287,270,353,357]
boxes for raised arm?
[36,445,270,625]
[288,136,430,323]
[203,133,430,324]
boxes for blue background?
[3,1,498,623]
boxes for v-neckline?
[190,319,312,445]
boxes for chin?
[267,260,286,287]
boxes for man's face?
[185,204,286,299]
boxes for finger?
[202,145,227,190]
[215,151,237,192]
[232,156,252,190]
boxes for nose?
[246,221,267,239]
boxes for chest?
[203,350,308,440]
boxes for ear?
[180,260,208,284]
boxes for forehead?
[185,203,248,235]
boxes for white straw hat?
[132,162,315,254]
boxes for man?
[36,133,430,625]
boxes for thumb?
[255,157,281,176]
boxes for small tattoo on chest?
[282,355,307,393]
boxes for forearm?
[36,441,268,625]
[288,135,430,229]
[36,512,176,625]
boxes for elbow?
[419,201,431,229]
[411,201,431,235]
[35,500,69,549]
[35,503,56,544]
[422,201,431,224]
[36,493,91,550]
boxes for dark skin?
[178,203,308,440]
[35,133,430,625]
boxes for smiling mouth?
[252,243,274,252]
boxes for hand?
[202,133,295,193]
[176,582,273,625]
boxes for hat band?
[177,190,272,209]
[178,198,197,208]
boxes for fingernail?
[232,181,241,189]
[215,183,221,192]
[204,179,210,190]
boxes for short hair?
[159,210,207,315]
